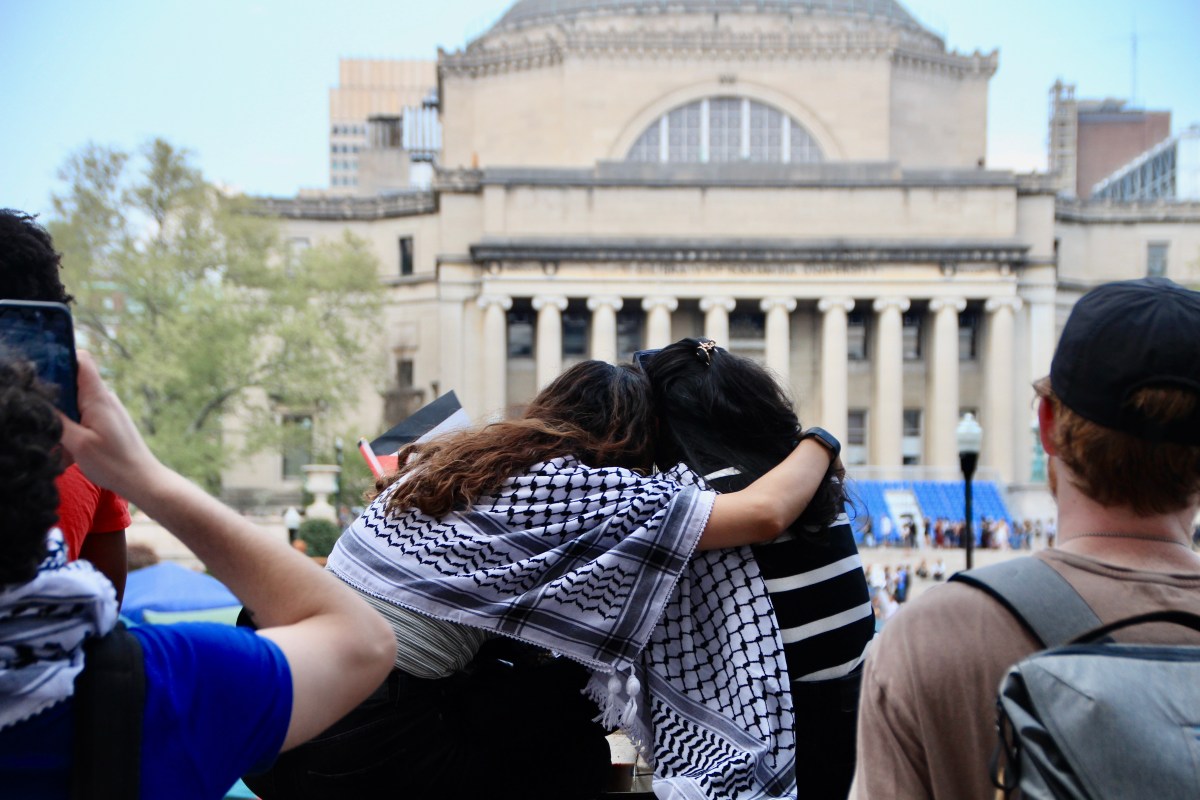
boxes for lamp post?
[956,412,983,570]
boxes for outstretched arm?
[697,437,838,550]
[59,352,396,752]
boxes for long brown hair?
[379,360,655,519]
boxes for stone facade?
[240,0,1200,514]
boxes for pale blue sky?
[3,0,1198,217]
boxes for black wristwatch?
[797,427,841,461]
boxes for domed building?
[243,0,1198,524]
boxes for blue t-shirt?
[0,622,293,799]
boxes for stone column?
[927,297,967,470]
[532,295,568,390]
[871,297,910,467]
[700,296,736,346]
[587,296,623,364]
[818,297,855,441]
[476,294,512,419]
[985,296,1023,483]
[760,297,797,381]
[641,296,678,349]
[1018,266,1057,482]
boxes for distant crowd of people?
[858,514,1058,551]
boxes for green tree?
[49,139,381,491]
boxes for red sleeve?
[91,486,132,532]
[55,465,131,561]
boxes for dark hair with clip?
[693,338,717,365]
[644,338,849,539]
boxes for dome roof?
[492,0,928,34]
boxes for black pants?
[245,640,610,800]
[792,666,864,800]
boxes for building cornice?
[252,192,437,220]
[1015,173,1060,196]
[441,29,995,80]
[470,237,1030,266]
[438,164,1021,191]
[1055,200,1200,224]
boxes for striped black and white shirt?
[751,513,874,682]
[704,468,874,683]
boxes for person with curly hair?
[0,360,64,586]
[0,208,130,603]
[0,353,396,799]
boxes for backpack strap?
[950,558,1102,647]
[70,624,145,800]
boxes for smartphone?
[0,300,81,422]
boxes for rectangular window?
[1147,242,1168,278]
[399,237,414,276]
[902,409,922,466]
[281,414,313,480]
[846,410,867,467]
[902,312,922,361]
[958,311,979,361]
[562,309,588,356]
[847,312,868,361]
[729,310,765,350]
[396,359,414,390]
[507,309,534,358]
[616,308,643,359]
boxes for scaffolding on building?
[1048,80,1078,198]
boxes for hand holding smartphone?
[0,300,81,422]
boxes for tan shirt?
[852,550,1200,800]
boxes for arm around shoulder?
[697,437,837,550]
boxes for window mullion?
[741,98,751,160]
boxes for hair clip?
[695,339,717,366]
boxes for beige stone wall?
[1015,192,1058,261]
[1057,214,1200,285]
[889,64,991,168]
[283,214,441,280]
[475,182,1018,240]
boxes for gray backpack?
[952,559,1200,800]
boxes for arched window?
[627,97,823,164]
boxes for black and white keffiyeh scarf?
[0,529,119,731]
[327,457,797,799]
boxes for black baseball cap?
[1050,277,1200,444]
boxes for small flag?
[359,391,471,476]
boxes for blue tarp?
[122,562,239,624]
